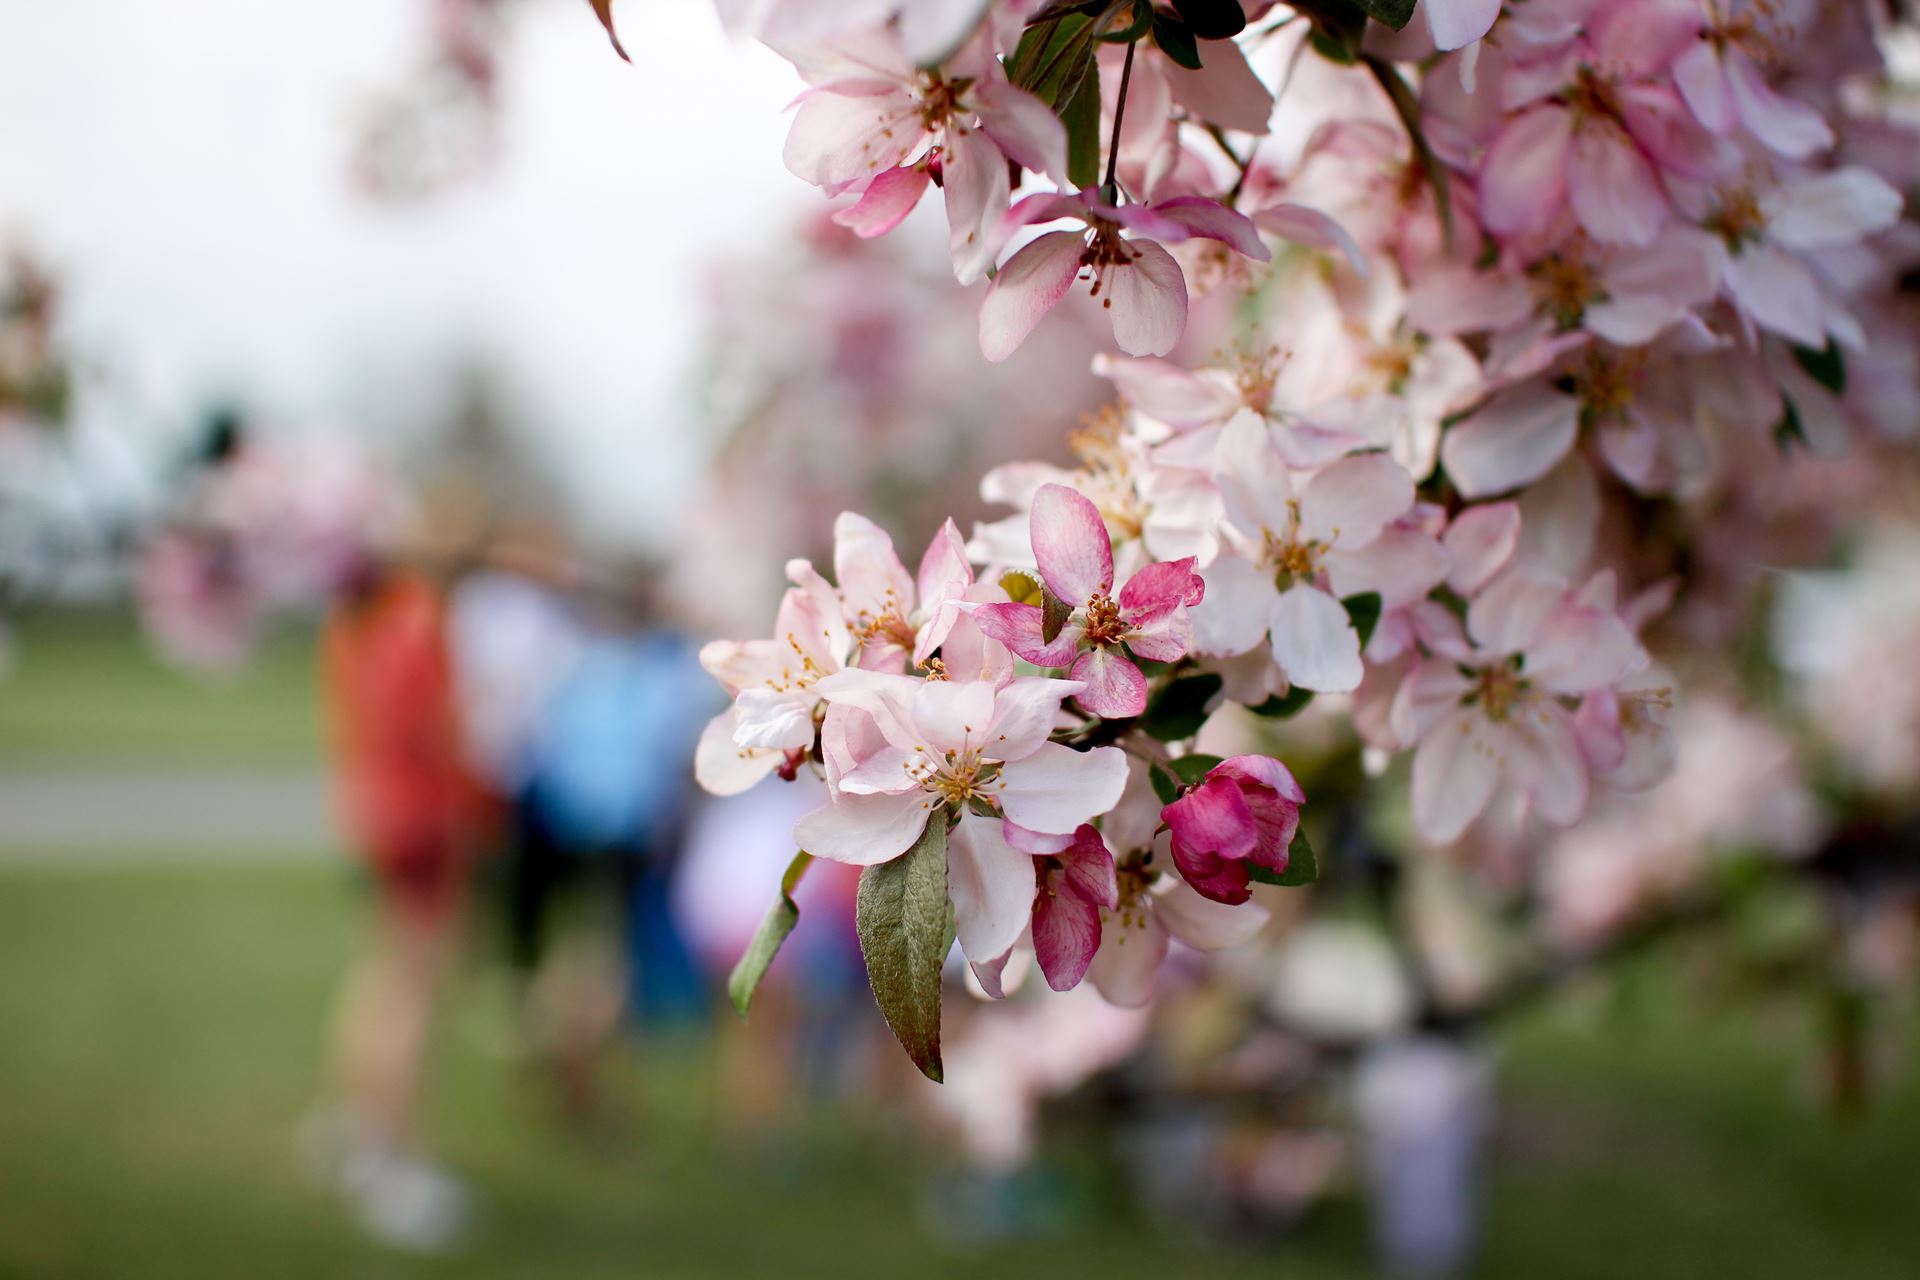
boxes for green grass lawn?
[0,609,321,765]
[0,859,1916,1279]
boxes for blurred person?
[502,575,707,1122]
[309,556,485,1252]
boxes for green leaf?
[1247,827,1318,886]
[1060,59,1104,189]
[1008,12,1099,107]
[1352,0,1415,28]
[999,569,1043,606]
[1171,0,1246,38]
[1793,339,1846,394]
[1168,753,1223,785]
[1361,53,1454,251]
[1249,686,1314,719]
[1142,672,1223,741]
[1150,763,1181,806]
[1150,13,1203,69]
[727,852,813,1017]
[1342,591,1383,649]
[1042,586,1075,644]
[856,819,950,1082]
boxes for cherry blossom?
[970,483,1205,717]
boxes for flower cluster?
[686,0,1920,1074]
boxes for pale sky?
[0,0,809,546]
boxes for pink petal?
[1032,879,1102,991]
[1068,646,1149,718]
[1480,105,1574,238]
[1268,584,1364,695]
[1162,36,1273,134]
[1410,709,1502,844]
[1507,701,1590,825]
[1725,47,1832,158]
[1153,877,1269,949]
[979,230,1085,363]
[833,511,913,634]
[1237,785,1299,874]
[1725,243,1826,348]
[985,677,1087,762]
[1150,197,1271,263]
[1767,167,1903,251]
[1442,502,1522,595]
[1169,839,1252,906]
[1567,124,1666,246]
[1672,41,1734,134]
[1162,775,1258,863]
[1440,381,1580,498]
[1252,202,1367,275]
[1298,453,1415,549]
[1103,238,1188,358]
[1213,754,1307,805]
[1091,353,1237,424]
[793,791,933,866]
[974,74,1069,181]
[1117,556,1203,621]
[912,518,974,664]
[1030,482,1115,603]
[832,165,930,238]
[968,601,1085,667]
[909,677,997,756]
[783,86,922,188]
[997,741,1129,834]
[948,812,1041,965]
[943,125,1012,284]
[1425,0,1501,50]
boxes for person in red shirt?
[310,558,490,1250]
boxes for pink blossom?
[978,188,1269,361]
[1087,855,1270,1007]
[971,483,1205,717]
[1005,822,1119,992]
[1670,1,1833,158]
[781,27,1067,282]
[1425,0,1504,52]
[1161,755,1306,906]
[795,670,1127,965]
[1392,566,1650,843]
[1191,412,1416,692]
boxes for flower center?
[1082,220,1142,309]
[1466,660,1531,722]
[1565,66,1624,129]
[1531,248,1601,329]
[1110,857,1157,931]
[1083,592,1128,646]
[1574,349,1640,421]
[1234,345,1283,414]
[914,748,999,811]
[1706,186,1768,250]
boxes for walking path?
[0,766,335,858]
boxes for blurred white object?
[1355,1037,1494,1278]
[1269,920,1415,1041]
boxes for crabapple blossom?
[1161,754,1306,905]
[797,669,1127,965]
[970,483,1205,717]
[1191,412,1416,692]
[979,188,1268,360]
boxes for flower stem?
[1102,36,1137,205]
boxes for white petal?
[1269,585,1363,694]
[1440,382,1580,498]
[947,813,1039,966]
[1410,709,1502,844]
[1191,554,1277,657]
[997,742,1128,834]
[793,791,932,866]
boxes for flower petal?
[1440,382,1581,498]
[1104,238,1189,357]
[1410,709,1502,844]
[979,230,1085,362]
[1030,482,1115,603]
[832,165,930,239]
[1068,647,1149,718]
[1269,585,1364,694]
[998,741,1128,833]
[948,813,1040,966]
[793,790,932,865]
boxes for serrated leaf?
[1342,591,1383,649]
[1042,586,1074,644]
[1142,673,1223,741]
[1352,0,1415,28]
[856,819,950,1082]
[1250,687,1315,719]
[1793,339,1846,394]
[1247,827,1318,886]
[586,0,629,60]
[1151,13,1203,69]
[1060,59,1104,189]
[1150,763,1181,805]
[999,570,1044,606]
[1361,53,1453,250]
[728,852,813,1017]
[1168,753,1223,784]
[1172,0,1247,38]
